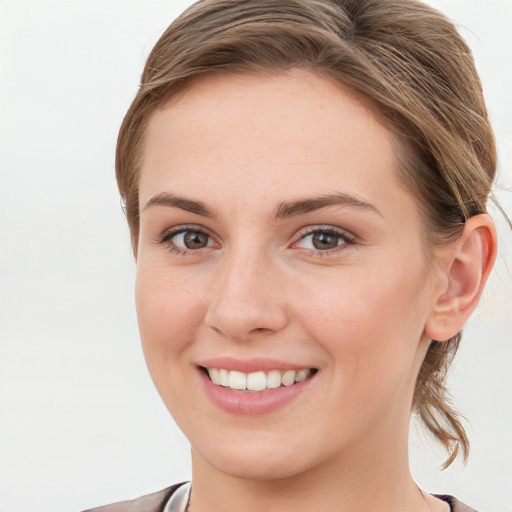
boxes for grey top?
[83,482,478,512]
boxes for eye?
[294,227,355,253]
[157,226,217,254]
[175,230,210,249]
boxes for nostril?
[248,327,275,335]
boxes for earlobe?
[425,214,497,342]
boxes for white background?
[0,1,511,511]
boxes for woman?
[86,0,499,510]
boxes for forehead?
[139,70,412,217]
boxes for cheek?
[292,258,429,382]
[135,263,205,369]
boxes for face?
[136,70,437,481]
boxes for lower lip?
[198,369,316,415]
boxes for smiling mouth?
[201,367,318,392]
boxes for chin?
[211,454,310,481]
[192,433,324,482]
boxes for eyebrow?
[272,193,382,220]
[143,192,217,218]
[142,191,381,220]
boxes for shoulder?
[82,482,186,512]
[435,494,479,512]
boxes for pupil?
[184,231,208,249]
[312,232,338,250]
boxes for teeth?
[281,370,296,386]
[209,368,221,385]
[219,369,230,387]
[247,371,267,391]
[295,369,309,383]
[267,370,282,389]
[229,370,247,390]
[206,367,313,391]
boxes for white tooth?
[281,370,296,386]
[208,368,221,385]
[295,369,310,383]
[267,370,282,389]
[219,369,230,387]
[229,370,247,390]
[247,371,267,391]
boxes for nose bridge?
[205,242,287,340]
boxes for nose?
[204,249,289,342]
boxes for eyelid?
[157,224,198,242]
[295,224,355,240]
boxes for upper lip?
[198,357,316,373]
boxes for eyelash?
[156,225,356,256]
[293,226,356,256]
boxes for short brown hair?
[116,0,497,467]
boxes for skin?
[135,70,495,512]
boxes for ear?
[425,214,497,342]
